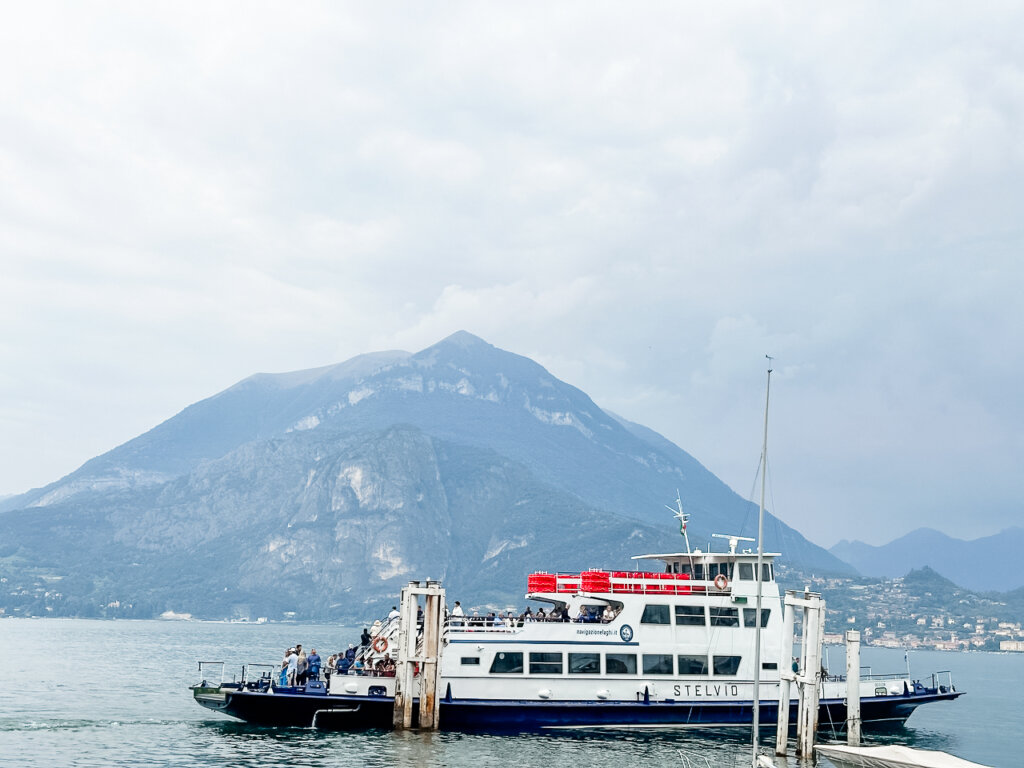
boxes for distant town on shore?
[786,564,1024,652]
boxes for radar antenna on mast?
[711,532,755,554]
[665,490,692,556]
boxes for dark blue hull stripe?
[203,689,962,730]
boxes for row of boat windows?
[664,562,774,582]
[466,652,759,676]
[640,605,771,628]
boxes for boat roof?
[632,551,780,561]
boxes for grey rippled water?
[0,619,1015,767]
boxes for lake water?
[0,619,1016,767]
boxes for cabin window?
[762,662,778,671]
[641,604,671,625]
[529,652,563,675]
[709,607,740,627]
[677,655,709,675]
[738,563,754,581]
[708,562,734,580]
[692,563,705,581]
[569,653,600,675]
[461,657,480,665]
[713,655,741,675]
[642,654,674,675]
[489,652,523,674]
[761,563,773,582]
[743,608,771,628]
[674,605,706,626]
[606,653,637,674]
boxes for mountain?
[830,527,1024,591]
[0,332,852,620]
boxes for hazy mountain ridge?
[830,526,1024,591]
[1,332,854,620]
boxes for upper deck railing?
[527,569,734,596]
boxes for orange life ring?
[372,636,388,653]
[714,574,729,590]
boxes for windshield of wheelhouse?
[737,562,774,581]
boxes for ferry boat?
[192,365,962,733]
[190,530,963,730]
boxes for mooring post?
[391,584,406,729]
[775,593,797,756]
[392,579,446,731]
[392,582,419,729]
[418,581,445,729]
[797,592,825,758]
[845,629,861,745]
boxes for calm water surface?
[0,619,1016,767]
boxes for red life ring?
[714,574,729,590]
[372,636,388,653]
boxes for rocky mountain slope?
[0,332,852,620]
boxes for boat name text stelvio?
[672,683,740,697]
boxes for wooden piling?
[796,591,825,758]
[774,595,796,756]
[392,579,446,731]
[845,629,861,745]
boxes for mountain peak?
[437,330,490,348]
[417,330,496,360]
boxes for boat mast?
[752,356,772,768]
[667,490,692,556]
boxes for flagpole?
[752,357,772,768]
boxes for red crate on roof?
[556,574,581,593]
[581,570,611,592]
[609,572,635,593]
[527,572,557,592]
[659,573,677,594]
[640,572,664,594]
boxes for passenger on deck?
[490,612,502,627]
[308,649,321,681]
[285,647,298,685]
[536,607,547,621]
[388,606,400,621]
[560,607,571,622]
[503,611,515,628]
[602,605,616,623]
[353,658,365,675]
[279,651,290,686]
[451,601,465,626]
[360,627,372,649]
[522,607,533,623]
[296,649,308,684]
[338,654,352,675]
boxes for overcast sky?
[2,3,1021,547]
